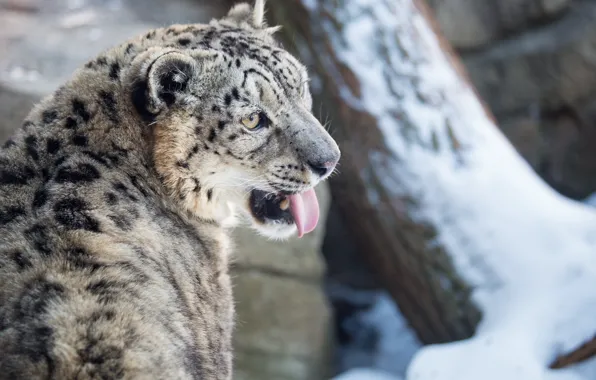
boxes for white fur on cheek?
[252,221,297,241]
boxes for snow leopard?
[0,0,340,379]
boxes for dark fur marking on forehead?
[42,110,58,125]
[32,189,48,209]
[72,99,91,123]
[65,117,78,129]
[241,68,270,87]
[97,57,108,66]
[46,139,60,155]
[0,166,35,186]
[207,189,213,201]
[109,62,121,80]
[25,135,39,161]
[232,88,240,100]
[99,91,120,125]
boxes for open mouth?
[249,188,320,238]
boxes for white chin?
[252,222,297,241]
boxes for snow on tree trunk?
[268,0,482,346]
[268,0,596,378]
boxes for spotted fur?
[0,1,339,379]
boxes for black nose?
[307,160,336,177]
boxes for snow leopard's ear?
[129,49,207,121]
[224,0,277,31]
[146,52,197,108]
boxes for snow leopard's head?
[129,0,340,239]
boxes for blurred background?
[2,0,596,379]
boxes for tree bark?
[267,0,482,345]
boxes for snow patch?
[329,285,421,377]
[332,368,403,380]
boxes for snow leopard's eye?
[241,112,269,130]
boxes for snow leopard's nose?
[307,159,338,178]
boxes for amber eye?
[241,112,268,130]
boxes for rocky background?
[1,0,595,379]
[429,0,596,200]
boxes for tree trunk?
[266,2,596,376]
[268,0,482,345]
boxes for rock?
[497,102,596,200]
[539,104,596,199]
[0,2,334,379]
[497,113,544,169]
[454,0,596,198]
[463,0,596,116]
[231,271,332,380]
[0,84,38,143]
[427,0,571,50]
[427,0,500,50]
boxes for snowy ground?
[583,193,596,208]
[333,368,403,380]
[327,284,420,379]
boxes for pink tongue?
[288,188,320,238]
